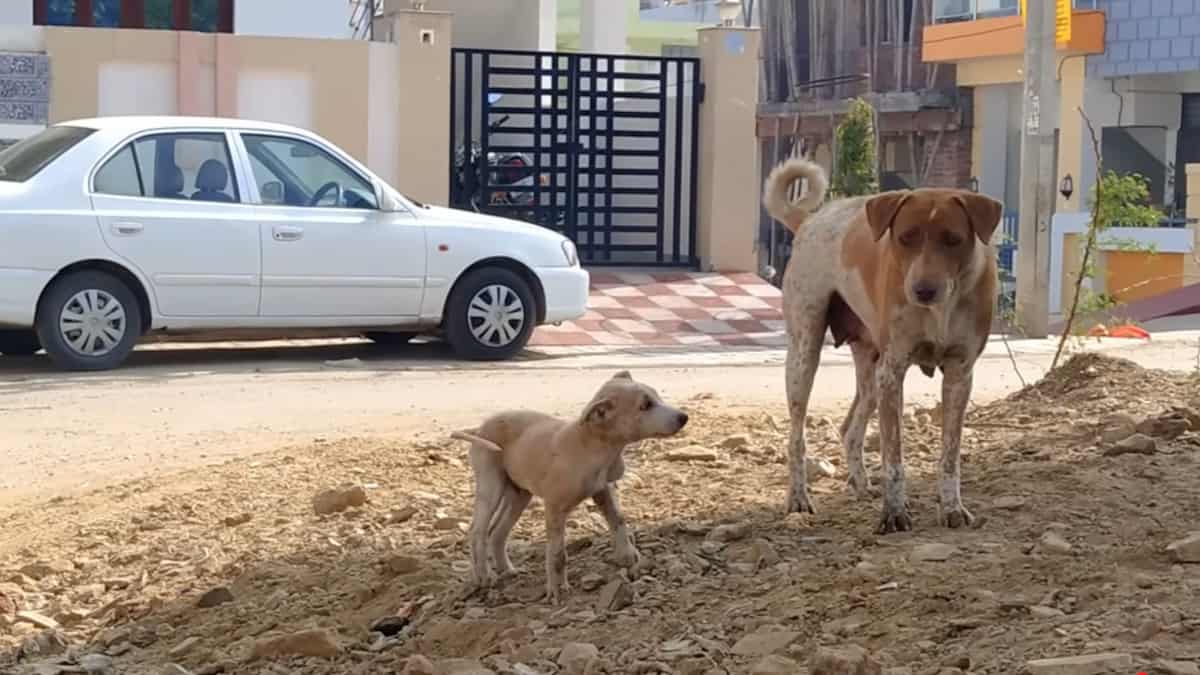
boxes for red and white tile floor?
[528,270,786,349]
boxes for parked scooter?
[451,93,562,226]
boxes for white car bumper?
[536,266,590,324]
[0,267,53,328]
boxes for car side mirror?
[261,181,284,204]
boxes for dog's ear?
[865,191,910,241]
[954,192,1004,244]
[611,370,632,381]
[585,398,614,426]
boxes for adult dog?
[763,159,1002,534]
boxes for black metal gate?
[450,48,702,267]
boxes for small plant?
[829,98,878,198]
[1088,170,1162,230]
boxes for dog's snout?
[912,282,939,305]
[676,412,689,428]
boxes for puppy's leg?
[784,316,825,515]
[875,352,913,534]
[843,342,878,500]
[593,483,638,569]
[544,506,570,605]
[488,480,532,576]
[938,359,974,529]
[467,446,507,588]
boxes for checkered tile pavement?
[529,271,785,348]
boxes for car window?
[92,132,240,203]
[0,125,95,182]
[242,134,377,210]
[93,146,143,197]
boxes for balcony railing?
[933,0,1098,24]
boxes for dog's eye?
[897,232,918,247]
[941,234,963,247]
[639,398,654,411]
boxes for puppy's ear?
[953,192,1003,244]
[864,191,910,241]
[611,370,633,380]
[585,398,614,426]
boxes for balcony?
[933,0,1098,24]
[924,0,1106,62]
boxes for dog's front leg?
[544,507,570,605]
[938,359,974,528]
[875,353,913,534]
[593,483,639,569]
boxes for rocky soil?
[2,354,1199,675]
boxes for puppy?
[451,371,688,604]
[763,158,1002,534]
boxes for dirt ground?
[1,349,1199,674]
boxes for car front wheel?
[445,267,536,361]
[36,271,142,371]
[0,330,41,356]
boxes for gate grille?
[450,48,702,267]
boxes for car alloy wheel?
[466,283,527,348]
[59,289,128,357]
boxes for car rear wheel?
[363,331,418,347]
[36,271,142,371]
[445,267,536,361]
[0,330,41,356]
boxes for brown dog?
[451,371,689,604]
[763,158,1002,534]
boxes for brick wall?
[922,128,973,189]
[1091,0,1200,77]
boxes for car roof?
[58,115,313,136]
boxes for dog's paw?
[876,503,913,535]
[784,486,816,515]
[939,504,974,530]
[546,581,571,606]
[846,473,877,501]
[613,544,640,570]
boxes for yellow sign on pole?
[1019,0,1071,44]
[1055,0,1072,43]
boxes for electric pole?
[1015,0,1057,338]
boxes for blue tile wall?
[1091,0,1200,76]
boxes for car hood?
[417,204,564,240]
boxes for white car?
[0,116,588,371]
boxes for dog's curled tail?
[762,158,828,233]
[450,429,504,453]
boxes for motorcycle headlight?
[561,239,579,267]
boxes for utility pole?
[1015,0,1057,338]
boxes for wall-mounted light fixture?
[1059,174,1074,201]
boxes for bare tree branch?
[1051,107,1103,372]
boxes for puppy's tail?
[450,429,504,453]
[762,158,828,234]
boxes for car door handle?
[272,225,304,242]
[111,221,143,236]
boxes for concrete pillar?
[696,26,760,273]
[580,0,628,53]
[1056,57,1086,213]
[1186,164,1200,287]
[386,9,452,206]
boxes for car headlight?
[561,239,579,267]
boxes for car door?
[91,130,261,317]
[235,132,426,319]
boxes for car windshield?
[0,125,95,182]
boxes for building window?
[33,0,234,32]
[43,0,77,25]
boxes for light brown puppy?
[451,371,689,604]
[763,158,1002,534]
